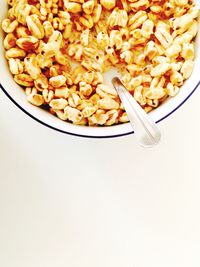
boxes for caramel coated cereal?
[1,0,199,125]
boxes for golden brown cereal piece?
[96,84,118,98]
[82,105,97,117]
[1,19,18,33]
[3,33,17,50]
[16,36,39,52]
[105,109,118,125]
[166,83,180,97]
[145,87,166,100]
[97,97,120,110]
[64,106,83,123]
[24,54,41,79]
[34,74,49,91]
[181,43,194,60]
[6,48,26,58]
[65,2,82,13]
[108,8,128,28]
[68,93,81,108]
[27,94,44,106]
[100,0,116,10]
[26,15,45,39]
[43,89,54,103]
[55,87,69,99]
[83,0,95,14]
[155,21,173,49]
[150,63,171,77]
[14,74,34,87]
[88,111,109,125]
[55,110,68,121]
[128,11,147,30]
[49,75,67,88]
[8,58,24,75]
[119,112,129,123]
[170,71,184,86]
[50,98,68,110]
[79,82,93,97]
[92,4,102,23]
[181,60,194,79]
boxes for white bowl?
[0,2,199,138]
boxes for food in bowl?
[1,0,199,126]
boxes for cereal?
[49,75,67,88]
[8,58,24,75]
[49,98,68,110]
[2,0,199,126]
[181,60,194,79]
[27,93,44,106]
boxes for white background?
[0,87,200,267]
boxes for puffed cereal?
[1,0,199,126]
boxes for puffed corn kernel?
[55,87,69,98]
[82,106,97,117]
[105,109,118,125]
[83,0,95,14]
[14,73,34,87]
[55,110,68,121]
[3,33,17,50]
[129,0,150,12]
[6,47,26,58]
[79,82,93,96]
[50,98,68,109]
[68,93,81,107]
[144,41,157,60]
[141,19,154,38]
[180,60,194,79]
[24,55,41,79]
[150,63,171,77]
[16,36,39,52]
[119,112,129,123]
[96,84,118,98]
[64,106,83,123]
[97,97,119,110]
[8,58,24,75]
[181,43,194,60]
[49,75,67,88]
[128,11,147,30]
[65,2,82,13]
[165,44,181,59]
[93,4,102,23]
[170,71,184,86]
[108,8,128,27]
[88,112,109,125]
[27,94,44,106]
[2,19,18,33]
[155,22,173,48]
[43,89,54,103]
[34,74,49,91]
[166,83,180,97]
[145,87,166,100]
[26,15,45,39]
[100,0,116,10]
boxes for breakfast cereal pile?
[1,0,199,126]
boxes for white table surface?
[0,87,200,267]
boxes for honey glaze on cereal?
[1,0,199,126]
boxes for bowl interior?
[0,2,199,138]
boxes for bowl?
[0,2,199,138]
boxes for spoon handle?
[112,77,161,147]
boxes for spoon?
[112,77,161,148]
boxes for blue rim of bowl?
[0,80,200,138]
